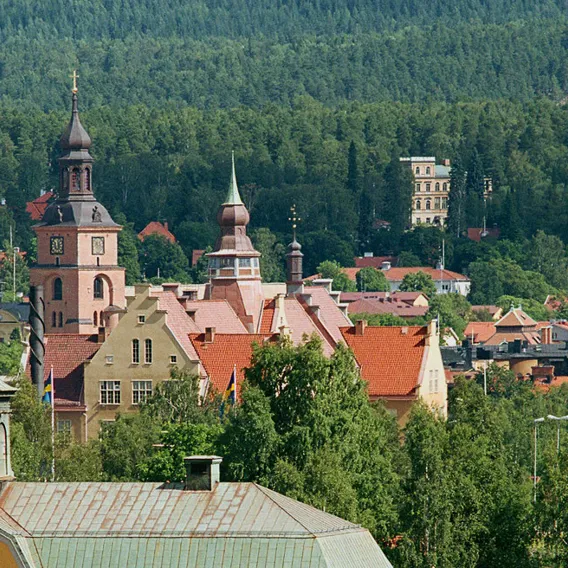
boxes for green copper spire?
[224,151,244,205]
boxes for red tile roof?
[27,334,101,408]
[138,221,176,243]
[471,305,501,316]
[259,299,276,335]
[340,326,427,397]
[183,300,247,334]
[353,256,398,269]
[154,291,200,361]
[190,333,272,395]
[347,298,428,319]
[341,291,427,305]
[495,308,537,328]
[467,227,500,242]
[191,249,205,266]
[25,191,55,221]
[464,322,496,344]
[301,286,352,342]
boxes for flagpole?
[50,365,55,481]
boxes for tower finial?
[288,204,301,242]
[71,69,79,94]
[224,150,243,205]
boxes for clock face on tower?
[50,236,64,255]
[92,236,105,255]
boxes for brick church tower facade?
[30,88,125,334]
[205,154,264,332]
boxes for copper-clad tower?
[205,153,264,332]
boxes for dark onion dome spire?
[60,92,92,151]
[286,205,303,294]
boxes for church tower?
[30,78,125,334]
[205,153,264,332]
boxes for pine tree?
[447,154,467,238]
[465,149,485,229]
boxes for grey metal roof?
[0,482,392,568]
[435,164,450,178]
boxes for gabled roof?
[471,305,501,316]
[467,227,500,242]
[464,322,496,344]
[183,300,247,334]
[340,326,427,397]
[154,291,200,361]
[301,286,353,342]
[190,333,271,394]
[495,308,537,328]
[341,291,427,305]
[25,191,55,221]
[138,221,176,243]
[0,481,392,568]
[353,256,398,269]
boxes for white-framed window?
[170,354,177,364]
[100,381,121,404]
[239,257,252,267]
[415,183,421,192]
[435,182,440,191]
[416,199,421,210]
[429,369,434,393]
[434,369,439,393]
[426,166,431,175]
[415,166,420,174]
[57,419,72,434]
[144,338,153,364]
[132,381,152,405]
[132,339,140,364]
[425,183,431,192]
[138,314,146,324]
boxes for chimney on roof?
[97,326,108,343]
[205,326,216,343]
[363,252,374,258]
[442,159,450,166]
[381,261,391,271]
[541,326,552,345]
[162,282,181,297]
[355,319,367,336]
[164,221,169,231]
[312,278,333,292]
[184,456,222,491]
[187,309,197,322]
[424,319,439,346]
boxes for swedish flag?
[42,367,53,406]
[224,366,237,405]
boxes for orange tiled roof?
[154,291,200,361]
[353,256,398,269]
[190,333,272,394]
[183,300,247,334]
[25,191,55,221]
[340,326,427,397]
[495,308,537,328]
[301,286,352,342]
[464,322,496,344]
[138,221,176,243]
[484,331,541,346]
[259,299,276,335]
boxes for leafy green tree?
[251,227,285,282]
[356,267,390,292]
[349,312,408,326]
[397,251,422,267]
[55,440,103,482]
[428,293,472,338]
[0,338,23,375]
[399,271,437,298]
[499,191,524,242]
[0,242,29,301]
[316,260,356,292]
[114,212,141,285]
[139,234,191,282]
[496,296,551,322]
[527,230,568,291]
[10,378,52,481]
[447,154,467,238]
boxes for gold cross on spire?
[70,70,79,94]
[288,204,301,239]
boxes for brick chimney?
[204,326,216,343]
[97,326,108,343]
[355,319,367,336]
[541,326,552,345]
[184,456,222,491]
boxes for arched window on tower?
[71,168,80,191]
[94,277,103,299]
[62,169,69,192]
[58,312,64,328]
[93,311,98,327]
[84,168,91,191]
[52,311,57,328]
[53,278,63,301]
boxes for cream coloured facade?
[400,156,451,227]
[82,284,202,438]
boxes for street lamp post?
[547,415,568,454]
[534,417,545,504]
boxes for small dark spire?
[60,73,91,151]
[286,205,303,293]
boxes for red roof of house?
[190,333,272,395]
[464,322,496,344]
[348,298,428,319]
[25,192,55,221]
[341,291,427,305]
[467,227,500,242]
[259,299,277,335]
[300,286,352,343]
[183,300,247,334]
[471,305,501,316]
[340,326,427,397]
[307,266,468,283]
[138,221,176,243]
[26,334,101,408]
[354,256,398,269]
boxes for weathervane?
[288,204,301,241]
[70,69,79,94]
